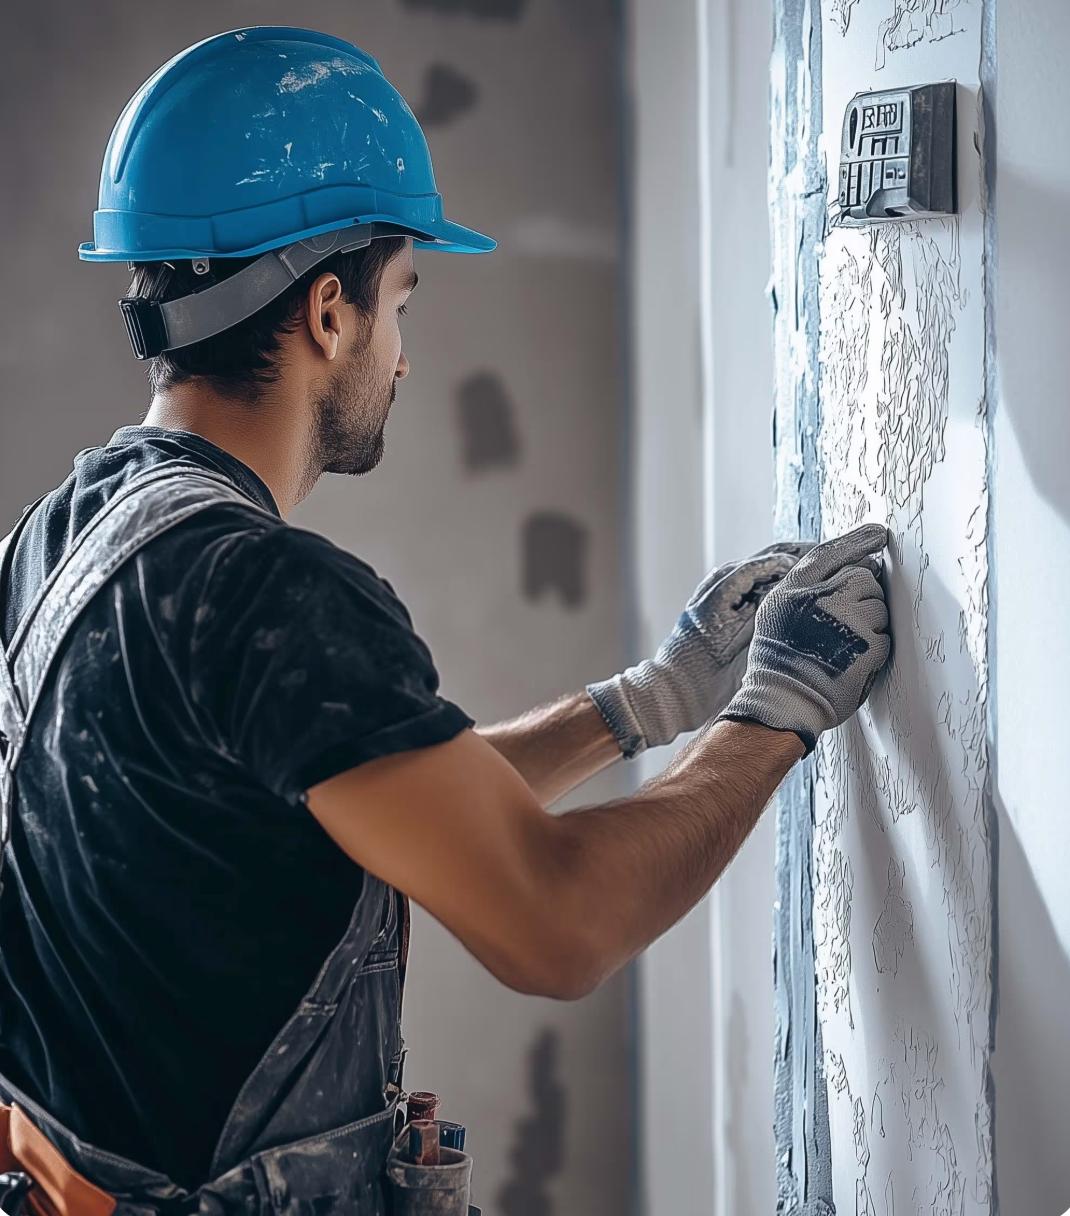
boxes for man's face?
[312,242,415,476]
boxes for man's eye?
[398,304,408,317]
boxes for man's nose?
[396,350,410,380]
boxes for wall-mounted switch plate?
[837,81,956,224]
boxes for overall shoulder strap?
[5,465,270,774]
[0,462,269,899]
[0,498,48,756]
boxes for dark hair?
[126,235,407,401]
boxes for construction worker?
[0,26,891,1215]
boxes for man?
[0,26,890,1215]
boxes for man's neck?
[144,386,312,516]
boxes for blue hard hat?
[79,26,496,262]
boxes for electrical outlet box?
[837,82,956,224]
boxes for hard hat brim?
[411,218,497,255]
[78,211,496,263]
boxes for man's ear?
[305,273,345,359]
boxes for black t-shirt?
[0,426,473,1187]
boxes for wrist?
[667,716,804,795]
[715,715,809,761]
[585,676,646,759]
[587,620,748,759]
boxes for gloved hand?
[586,541,812,758]
[718,523,892,753]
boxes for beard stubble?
[312,331,396,478]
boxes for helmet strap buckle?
[118,297,167,360]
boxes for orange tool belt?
[0,1106,114,1216]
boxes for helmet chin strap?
[118,222,408,360]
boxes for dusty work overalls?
[0,464,409,1214]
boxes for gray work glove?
[718,523,892,753]
[586,541,812,758]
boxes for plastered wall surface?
[814,5,993,1209]
[0,5,632,1214]
[815,8,993,1215]
[772,1,997,1212]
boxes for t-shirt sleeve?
[185,520,475,801]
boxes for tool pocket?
[386,1142,473,1216]
[238,1099,398,1216]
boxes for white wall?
[990,2,1070,1212]
[628,1,778,1212]
[699,1,779,1213]
[625,0,709,1209]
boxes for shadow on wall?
[496,1028,566,1216]
[995,168,1070,530]
[725,992,757,1216]
[992,791,1070,1216]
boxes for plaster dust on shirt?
[0,426,473,1185]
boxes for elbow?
[517,959,602,1003]
[475,815,614,1000]
[492,926,607,1002]
[546,968,603,1003]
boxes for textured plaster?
[772,0,995,1211]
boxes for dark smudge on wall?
[398,0,528,21]
[456,371,521,472]
[521,513,589,609]
[414,63,480,129]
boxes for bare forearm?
[545,719,803,992]
[476,691,621,807]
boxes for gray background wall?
[0,5,634,1214]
